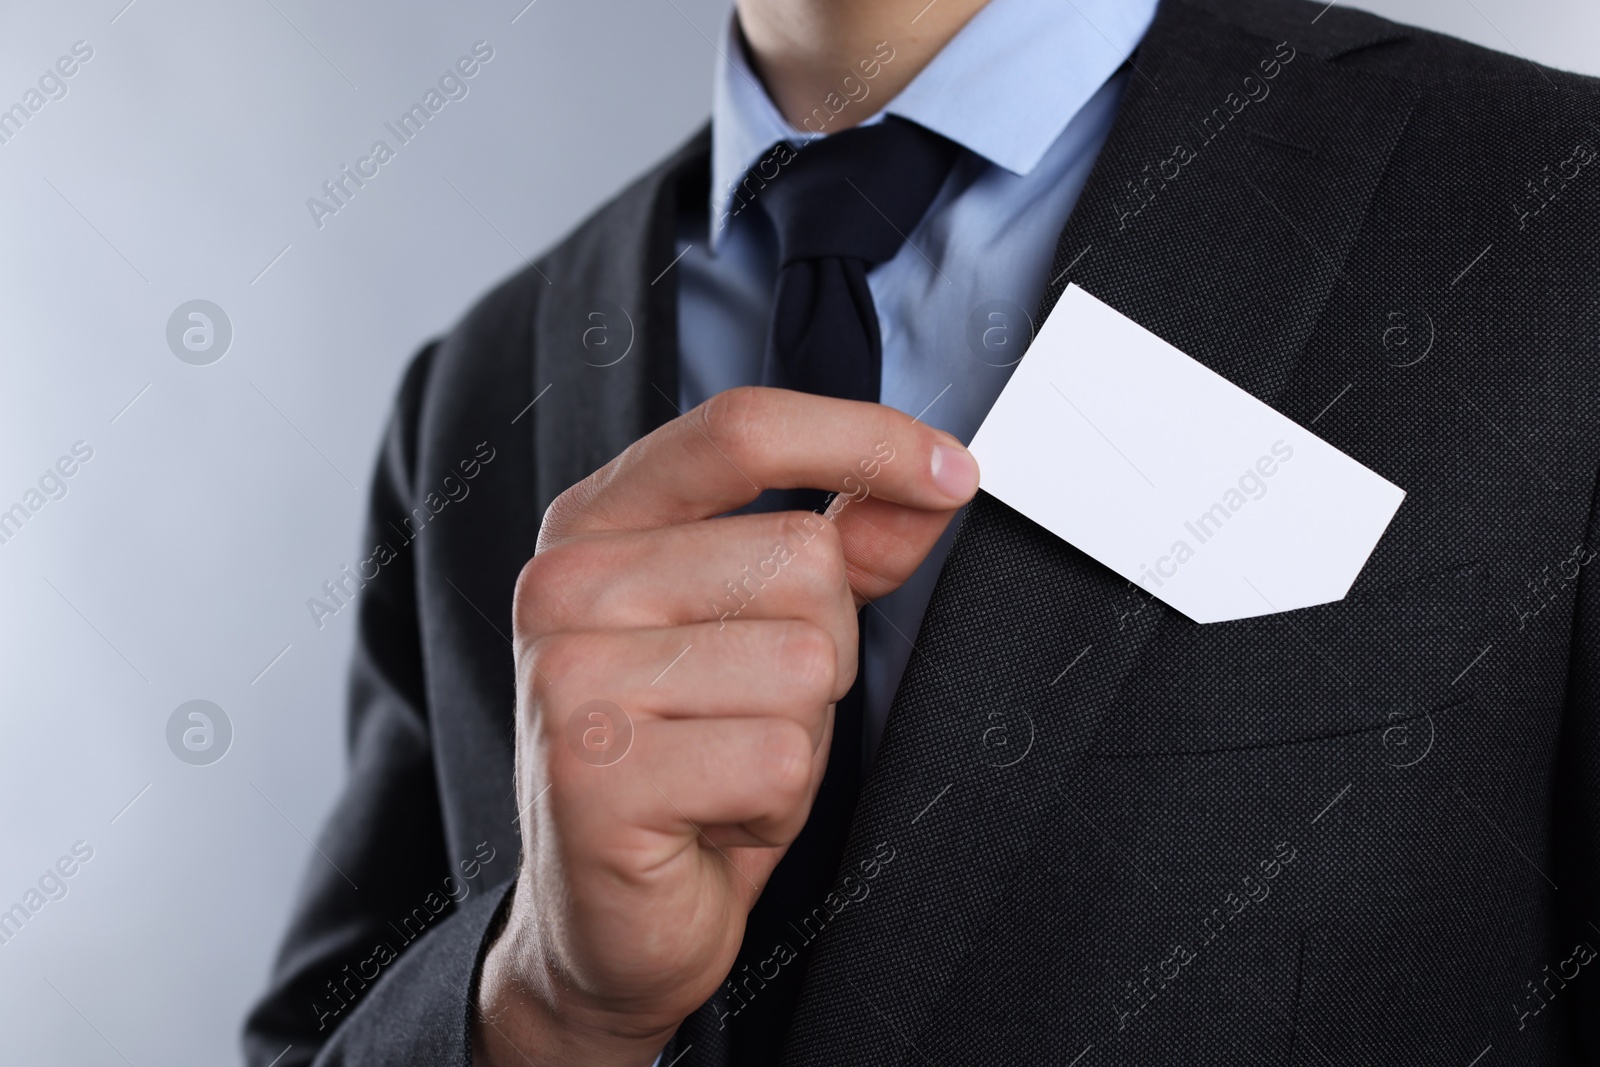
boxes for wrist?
[472,907,676,1067]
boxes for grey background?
[0,1,1591,1064]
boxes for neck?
[735,0,991,132]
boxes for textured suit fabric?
[242,1,1600,1064]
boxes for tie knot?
[754,116,961,267]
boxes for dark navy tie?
[760,115,962,404]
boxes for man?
[244,0,1600,1062]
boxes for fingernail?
[930,443,979,501]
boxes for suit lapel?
[781,2,1418,1063]
[532,127,709,516]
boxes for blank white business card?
[968,284,1404,624]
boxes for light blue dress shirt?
[676,0,1158,766]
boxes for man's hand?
[473,387,980,1066]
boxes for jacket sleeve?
[241,342,511,1067]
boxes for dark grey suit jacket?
[243,0,1600,1062]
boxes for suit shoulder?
[1353,9,1600,106]
[1181,0,1599,107]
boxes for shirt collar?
[708,0,1158,248]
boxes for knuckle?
[700,386,773,465]
[513,543,569,609]
[514,540,601,634]
[777,511,851,591]
[780,622,837,699]
[793,520,847,593]
[523,631,590,690]
[512,552,550,622]
[537,476,600,548]
[758,721,813,800]
[775,508,835,556]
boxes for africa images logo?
[166,300,233,365]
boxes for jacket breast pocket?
[1093,562,1492,755]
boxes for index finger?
[542,387,980,539]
